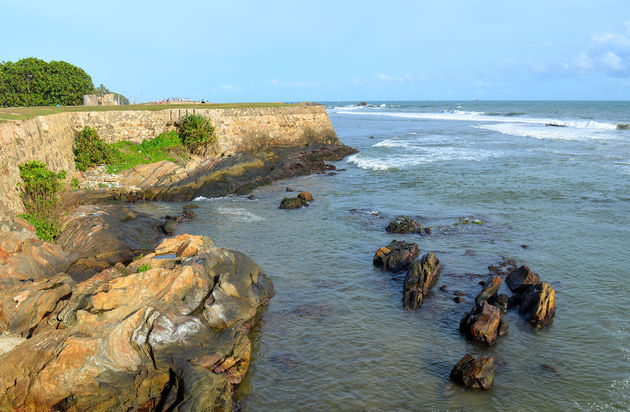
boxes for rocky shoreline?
[0,122,356,410]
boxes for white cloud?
[601,51,625,71]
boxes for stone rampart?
[0,105,337,218]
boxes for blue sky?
[1,0,629,102]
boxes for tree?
[0,58,95,107]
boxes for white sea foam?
[336,109,618,130]
[347,147,497,170]
[193,195,234,201]
[474,123,617,141]
[215,206,264,222]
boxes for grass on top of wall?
[0,102,296,122]
[106,130,189,173]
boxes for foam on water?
[347,146,497,170]
[214,206,264,222]
[474,122,617,141]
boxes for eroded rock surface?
[460,301,502,346]
[402,252,441,309]
[0,233,273,411]
[386,216,423,234]
[450,354,494,390]
[373,240,420,273]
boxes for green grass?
[106,130,188,173]
[0,102,296,122]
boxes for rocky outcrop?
[506,265,556,328]
[373,240,420,273]
[0,233,273,411]
[459,301,502,346]
[506,265,540,293]
[475,275,502,305]
[402,252,441,309]
[386,216,423,234]
[297,192,314,203]
[450,354,494,390]
[280,197,308,209]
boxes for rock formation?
[450,354,494,390]
[385,216,424,234]
[402,252,441,309]
[373,240,420,273]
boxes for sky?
[1,0,629,102]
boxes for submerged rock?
[373,240,420,273]
[450,354,494,390]
[402,252,441,309]
[279,197,308,209]
[386,216,423,234]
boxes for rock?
[154,234,208,258]
[479,280,486,286]
[424,227,432,235]
[506,265,541,293]
[385,216,423,234]
[453,296,465,304]
[475,275,502,305]
[460,301,502,345]
[297,192,313,203]
[488,257,516,277]
[247,194,256,200]
[521,244,529,249]
[162,218,178,235]
[0,234,274,411]
[519,282,556,327]
[286,187,294,192]
[490,293,509,313]
[402,252,441,309]
[279,197,307,209]
[439,284,447,292]
[0,229,70,281]
[498,319,509,336]
[373,240,420,273]
[450,354,494,390]
[454,290,466,297]
[358,101,368,106]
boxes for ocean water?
[136,101,630,411]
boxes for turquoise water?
[138,101,630,411]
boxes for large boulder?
[519,282,556,327]
[475,275,502,305]
[460,301,502,346]
[0,234,274,411]
[450,354,494,390]
[373,240,420,273]
[386,216,423,234]
[402,252,441,309]
[279,197,308,209]
[506,265,540,293]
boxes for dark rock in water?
[373,240,420,273]
[519,282,556,327]
[386,216,423,234]
[424,227,432,235]
[546,123,566,127]
[520,244,529,249]
[460,301,502,346]
[506,265,541,293]
[402,252,441,309]
[450,354,494,390]
[453,296,465,304]
[297,192,314,203]
[181,209,196,222]
[490,293,509,313]
[508,294,521,308]
[279,197,307,209]
[161,218,178,235]
[369,135,375,139]
[475,275,502,305]
[454,290,466,297]
[541,364,559,374]
[465,249,475,257]
[358,101,368,106]
[247,194,256,200]
[479,280,486,286]
[337,168,346,172]
[439,284,447,292]
[286,187,294,192]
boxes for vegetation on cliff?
[17,161,66,241]
[106,130,188,173]
[74,126,118,171]
[178,113,216,152]
[0,58,95,107]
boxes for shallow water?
[136,101,630,411]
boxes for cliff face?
[0,105,337,218]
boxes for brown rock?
[519,282,556,327]
[506,265,541,293]
[373,240,420,273]
[402,252,441,309]
[297,192,314,203]
[450,354,494,390]
[460,301,502,345]
[476,275,502,304]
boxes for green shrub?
[70,177,80,190]
[137,264,151,273]
[178,114,215,152]
[74,127,117,171]
[17,161,66,241]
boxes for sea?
[136,101,630,411]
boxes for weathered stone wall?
[0,105,337,218]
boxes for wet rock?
[506,265,541,293]
[498,319,510,336]
[286,187,294,192]
[279,197,307,209]
[402,252,441,309]
[519,282,556,327]
[424,227,432,235]
[521,244,529,249]
[475,275,502,305]
[490,293,509,313]
[0,233,274,411]
[479,280,486,286]
[386,216,423,234]
[373,240,420,273]
[297,192,314,203]
[450,354,494,390]
[161,218,178,235]
[460,301,502,346]
[453,296,465,304]
[247,194,256,200]
[439,284,447,292]
[488,257,516,277]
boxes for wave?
[347,147,498,170]
[486,111,526,117]
[335,110,618,130]
[473,123,617,141]
[215,206,264,222]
